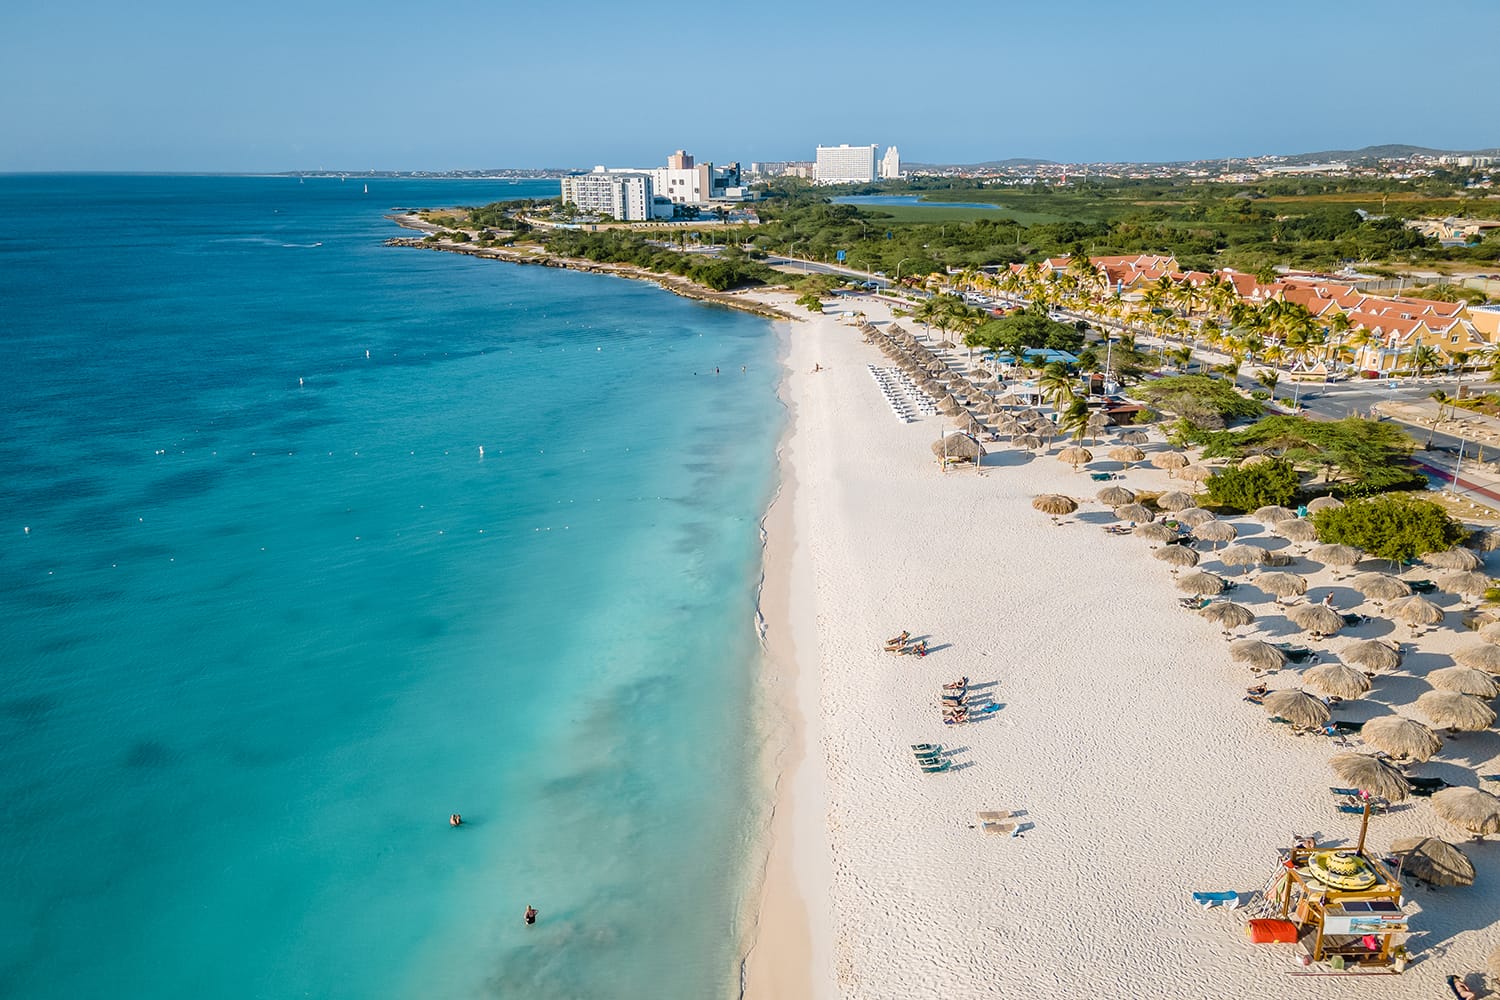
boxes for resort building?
[815,144,878,184]
[559,169,669,221]
[650,151,751,206]
[879,145,902,180]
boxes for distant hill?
[908,144,1498,170]
[908,157,1059,169]
[1279,144,1499,164]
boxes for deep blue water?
[833,194,1002,210]
[0,176,782,998]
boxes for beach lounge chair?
[1330,720,1364,734]
[913,746,944,759]
[1409,579,1437,594]
[919,759,952,773]
[1179,597,1211,610]
[976,810,1013,823]
[1329,786,1359,797]
[1408,776,1452,797]
[1089,472,1116,482]
[1191,890,1240,908]
[1340,613,1369,627]
[911,743,942,754]
[982,821,1018,836]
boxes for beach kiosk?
[1262,833,1408,968]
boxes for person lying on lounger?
[884,630,910,650]
[943,712,967,725]
[1246,683,1268,697]
[908,640,929,657]
[942,677,968,690]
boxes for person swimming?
[524,905,538,926]
[450,814,462,827]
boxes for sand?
[742,288,1500,999]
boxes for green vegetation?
[1312,494,1466,562]
[966,306,1083,357]
[1200,415,1423,495]
[1131,375,1262,430]
[1203,458,1301,511]
[538,230,777,291]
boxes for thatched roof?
[1175,507,1216,527]
[1253,505,1298,524]
[1153,545,1199,568]
[1468,528,1500,552]
[1114,503,1154,523]
[1309,543,1363,567]
[1454,643,1500,672]
[1360,716,1441,762]
[1329,752,1410,801]
[1135,522,1181,542]
[1305,496,1345,513]
[1097,485,1135,506]
[1199,602,1256,628]
[1274,519,1319,542]
[1120,430,1150,445]
[1179,464,1215,484]
[1219,544,1268,569]
[1107,445,1146,463]
[1389,837,1474,886]
[1415,690,1497,731]
[1229,639,1288,671]
[1264,689,1330,730]
[932,434,981,462]
[1429,666,1500,699]
[1387,595,1446,626]
[1430,787,1500,837]
[1437,570,1492,596]
[1014,434,1043,451]
[1031,493,1077,515]
[1177,570,1226,595]
[1287,603,1344,635]
[1155,490,1195,512]
[1057,446,1094,469]
[1150,451,1190,473]
[1193,521,1239,544]
[1426,547,1483,571]
[1256,571,1308,598]
[1303,661,1371,699]
[1340,639,1403,673]
[1350,573,1412,600]
[1262,550,1296,567]
[1238,454,1273,468]
[1479,622,1500,645]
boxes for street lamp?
[895,257,911,286]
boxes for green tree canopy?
[1131,375,1262,430]
[1200,415,1420,493]
[1203,458,1301,511]
[1312,494,1466,562]
[967,307,1084,358]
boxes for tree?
[1038,362,1077,412]
[1312,494,1466,563]
[1256,368,1281,400]
[1200,415,1421,493]
[1132,375,1263,430]
[796,291,826,314]
[1409,343,1441,379]
[1204,458,1301,511]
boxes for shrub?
[1204,458,1300,511]
[1311,494,1466,562]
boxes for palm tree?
[1038,362,1077,413]
[1169,345,1194,371]
[1451,349,1473,391]
[1058,398,1091,442]
[1427,389,1450,447]
[1256,368,1280,401]
[1409,343,1441,380]
[1172,278,1201,318]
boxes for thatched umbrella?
[1107,445,1145,464]
[1361,716,1441,762]
[1150,451,1190,477]
[1430,666,1500,699]
[1057,446,1094,470]
[937,394,963,415]
[1254,505,1298,524]
[1238,454,1273,468]
[1179,464,1215,488]
[1200,602,1256,628]
[1389,837,1475,886]
[1469,528,1500,552]
[1114,503,1155,523]
[1287,603,1345,636]
[1015,434,1043,452]
[1263,550,1296,567]
[1116,429,1147,445]
[1341,639,1403,673]
[1490,943,1500,985]
[1265,689,1330,730]
[1154,545,1200,568]
[1032,494,1077,516]
[1304,662,1372,699]
[1097,485,1135,506]
[1175,507,1216,527]
[1155,490,1195,512]
[1437,571,1492,597]
[1480,621,1500,645]
[1416,690,1497,732]
[1257,571,1309,600]
[1194,521,1239,545]
[1426,547,1483,571]
[1387,595,1446,626]
[1330,752,1411,801]
[1219,544,1268,570]
[1309,543,1363,568]
[1230,639,1288,671]
[1306,496,1345,513]
[1454,643,1500,673]
[1275,519,1319,542]
[932,434,981,463]
[1431,787,1500,839]
[1135,522,1180,542]
[1177,570,1226,595]
[1351,573,1412,601]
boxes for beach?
[742,288,1500,998]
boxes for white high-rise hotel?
[813,144,900,184]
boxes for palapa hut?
[1230,639,1287,671]
[1135,522,1181,543]
[1174,507,1216,527]
[1360,716,1441,762]
[1426,547,1483,571]
[1113,503,1154,523]
[1150,451,1190,477]
[1287,603,1345,637]
[1031,493,1077,516]
[1429,666,1500,699]
[1305,495,1345,513]
[1257,570,1309,600]
[1254,505,1298,524]
[1437,570,1492,597]
[1153,545,1199,568]
[1309,543,1363,569]
[1200,601,1256,628]
[1415,690,1497,732]
[937,394,963,416]
[1350,573,1412,601]
[1097,485,1135,506]
[1430,787,1500,839]
[1479,622,1500,644]
[1468,528,1500,552]
[1330,753,1411,802]
[1218,544,1267,571]
[1057,445,1093,470]
[1107,445,1145,464]
[1389,837,1475,887]
[1387,595,1446,627]
[1453,643,1500,672]
[1193,520,1239,546]
[1177,570,1226,595]
[1263,689,1330,730]
[1015,434,1044,452]
[1274,519,1319,543]
[1303,661,1371,699]
[932,434,982,463]
[1341,639,1403,673]
[1155,490,1194,512]
[1238,454,1272,468]
[1178,464,1215,489]
[1120,429,1150,445]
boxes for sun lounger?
[1089,472,1116,482]
[1408,776,1451,795]
[1331,720,1364,734]
[913,746,943,759]
[1191,890,1240,908]
[1408,579,1436,593]
[919,759,952,773]
[911,743,942,754]
[1340,613,1368,627]
[976,810,1014,823]
[1330,786,1359,796]
[982,821,1018,836]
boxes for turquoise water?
[0,176,783,998]
[832,194,1002,210]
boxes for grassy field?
[862,203,1067,226]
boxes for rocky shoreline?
[384,217,795,321]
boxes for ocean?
[0,175,784,998]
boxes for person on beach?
[1321,593,1335,608]
[450,814,462,827]
[884,630,910,650]
[1449,974,1478,1000]
[524,905,538,926]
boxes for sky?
[2,0,1497,173]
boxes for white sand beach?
[743,288,1500,999]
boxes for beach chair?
[1409,776,1452,797]
[1191,891,1240,909]
[1089,472,1116,482]
[919,758,952,773]
[979,812,1018,836]
[1340,613,1368,627]
[976,810,1013,823]
[1409,579,1437,594]
[911,743,942,754]
[1331,720,1364,734]
[1329,786,1359,797]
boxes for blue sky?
[2,0,1496,172]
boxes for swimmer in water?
[450,814,462,827]
[524,905,537,925]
